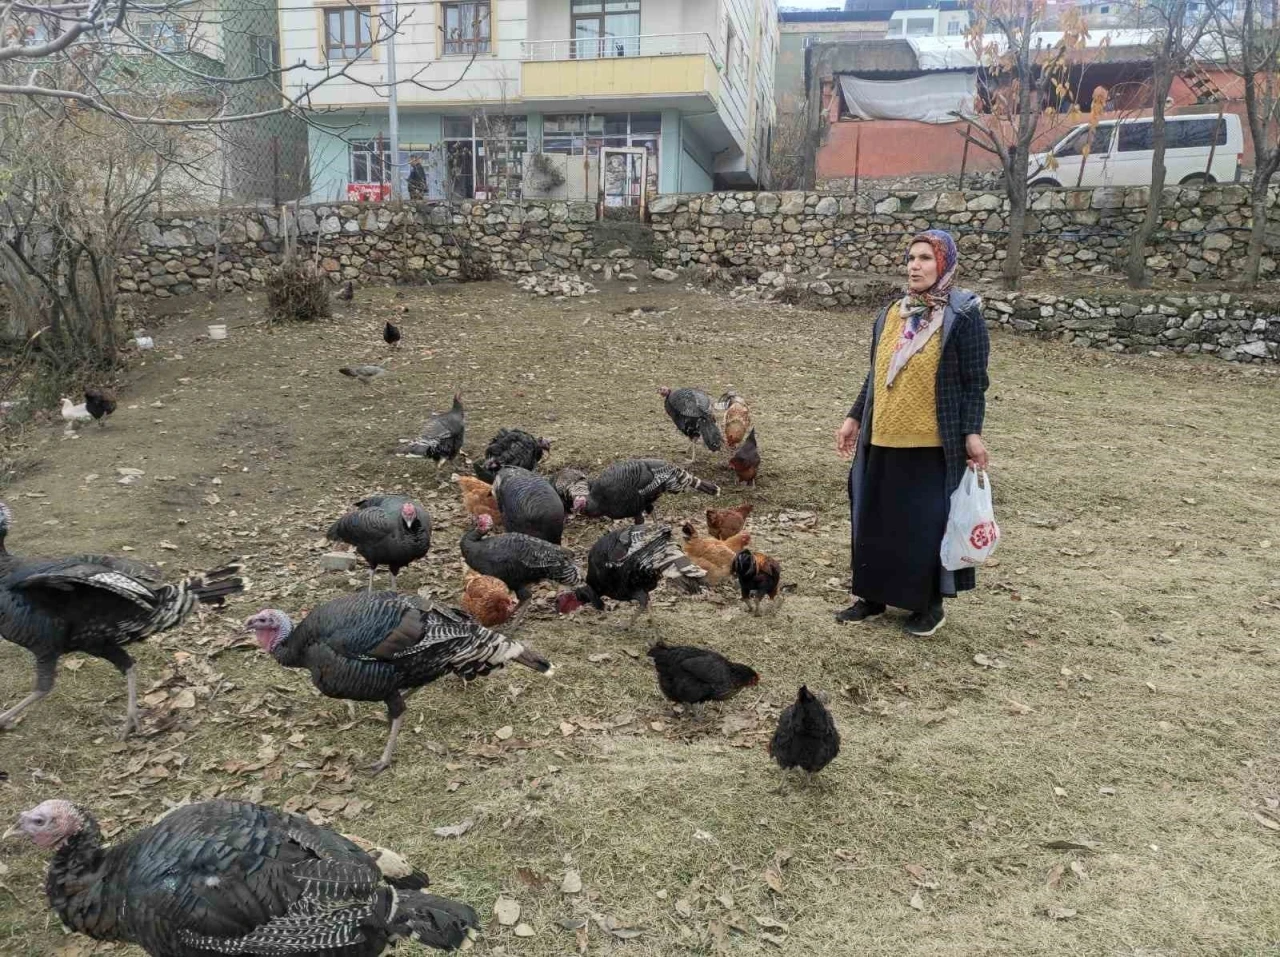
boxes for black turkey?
[552,467,590,514]
[383,320,402,348]
[248,592,552,773]
[5,797,479,955]
[491,466,565,544]
[473,428,550,482]
[460,515,580,625]
[0,501,241,736]
[401,393,465,471]
[555,523,704,626]
[769,685,840,778]
[658,386,722,463]
[327,495,431,591]
[577,458,718,523]
[84,388,116,427]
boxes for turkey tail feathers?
[393,889,480,951]
[513,643,554,674]
[189,562,244,605]
[699,416,723,452]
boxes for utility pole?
[384,0,401,199]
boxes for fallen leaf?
[1006,699,1033,715]
[609,927,643,940]
[493,896,520,926]
[760,931,787,946]
[904,863,927,882]
[557,918,587,930]
[973,653,1007,669]
[674,899,693,918]
[170,689,197,709]
[561,869,583,893]
[1042,839,1100,852]
[1253,812,1280,832]
[909,891,925,911]
[1069,860,1088,880]
[763,863,784,894]
[1046,863,1066,889]
[587,652,611,662]
[495,725,514,740]
[513,923,535,937]
[754,915,788,931]
[433,819,474,838]
[559,721,577,737]
[1053,786,1068,797]
[516,867,547,889]
[1046,906,1078,920]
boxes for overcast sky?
[779,1,847,9]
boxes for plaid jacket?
[848,289,990,593]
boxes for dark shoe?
[904,607,946,637]
[836,600,885,624]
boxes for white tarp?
[907,30,1161,71]
[839,72,976,124]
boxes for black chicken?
[646,642,759,715]
[248,592,552,773]
[473,428,551,482]
[491,466,565,544]
[0,504,241,735]
[401,393,465,471]
[555,524,705,626]
[338,279,354,301]
[577,458,719,523]
[658,386,722,463]
[729,428,760,486]
[84,388,116,427]
[5,798,479,955]
[327,495,431,591]
[383,320,402,348]
[770,685,840,777]
[460,515,580,623]
[552,467,590,514]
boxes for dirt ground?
[0,278,1278,957]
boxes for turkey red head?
[555,591,584,615]
[476,513,495,534]
[400,501,418,528]
[5,799,86,849]
[245,609,294,653]
[657,386,671,398]
[571,495,587,514]
[538,437,552,453]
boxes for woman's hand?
[965,433,989,471]
[836,417,860,460]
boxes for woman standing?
[835,230,990,636]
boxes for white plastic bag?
[941,468,1000,571]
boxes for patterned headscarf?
[885,229,959,389]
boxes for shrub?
[265,260,331,323]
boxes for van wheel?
[1179,173,1215,185]
[1029,179,1061,189]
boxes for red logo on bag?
[969,521,998,550]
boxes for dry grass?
[0,279,1278,957]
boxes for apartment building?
[278,0,778,203]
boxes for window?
[540,112,659,199]
[136,20,185,52]
[946,19,962,34]
[252,35,279,73]
[325,7,373,60]
[350,139,391,184]
[1055,124,1114,158]
[572,0,640,58]
[443,2,491,55]
[1117,122,1154,152]
[1099,4,1110,12]
[442,115,528,199]
[1167,117,1227,149]
[906,17,935,35]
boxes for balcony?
[520,32,723,101]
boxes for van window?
[1167,118,1227,148]
[1056,124,1113,158]
[1118,123,1153,151]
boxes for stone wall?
[648,184,1278,284]
[120,200,648,298]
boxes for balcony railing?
[521,32,722,69]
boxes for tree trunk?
[1003,172,1028,290]
[1127,60,1174,288]
[1244,173,1269,283]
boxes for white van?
[1028,113,1243,187]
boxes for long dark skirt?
[850,445,951,612]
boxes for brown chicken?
[707,503,753,541]
[729,428,760,486]
[716,391,753,450]
[732,547,781,615]
[455,475,502,526]
[681,522,751,584]
[461,572,519,628]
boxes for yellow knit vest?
[871,303,942,448]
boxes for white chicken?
[61,397,93,430]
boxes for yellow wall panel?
[522,54,716,98]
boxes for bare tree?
[767,95,815,190]
[1125,0,1216,288]
[1216,0,1280,282]
[959,0,1092,289]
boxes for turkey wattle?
[326,495,431,591]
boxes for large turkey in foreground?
[659,386,722,463]
[577,458,718,523]
[555,523,705,626]
[401,393,465,470]
[0,504,242,736]
[491,466,565,544]
[327,495,431,591]
[474,428,550,482]
[248,591,553,773]
[5,798,479,955]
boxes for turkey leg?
[687,438,697,464]
[100,646,140,738]
[367,566,377,592]
[0,657,55,730]
[369,692,406,775]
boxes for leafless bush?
[266,260,332,323]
